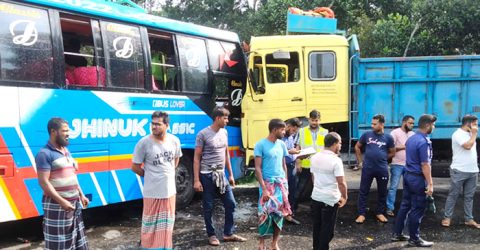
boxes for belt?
[405,171,424,176]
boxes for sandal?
[376,214,388,223]
[223,234,247,242]
[355,215,366,224]
[209,236,220,246]
[465,220,480,229]
[441,218,451,227]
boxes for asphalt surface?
[2,168,480,250]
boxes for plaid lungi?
[258,177,291,237]
[141,195,176,250]
[42,196,88,250]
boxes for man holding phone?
[441,115,480,228]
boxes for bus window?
[207,40,246,75]
[60,13,105,87]
[101,21,144,89]
[177,35,209,93]
[0,2,53,84]
[309,52,336,80]
[148,31,178,91]
[265,52,300,84]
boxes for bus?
[0,0,247,223]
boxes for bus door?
[303,47,349,124]
[244,49,305,149]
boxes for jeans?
[443,168,478,221]
[311,200,338,250]
[393,172,427,241]
[296,168,312,203]
[386,164,405,211]
[287,162,298,212]
[200,173,236,237]
[358,166,389,215]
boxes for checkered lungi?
[42,196,88,250]
[141,195,176,249]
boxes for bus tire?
[175,156,195,209]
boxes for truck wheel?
[175,157,195,209]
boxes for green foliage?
[133,0,480,57]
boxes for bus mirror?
[273,50,290,60]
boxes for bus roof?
[250,34,348,50]
[24,0,240,43]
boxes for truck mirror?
[273,50,290,60]
[248,69,258,92]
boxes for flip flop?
[209,236,220,246]
[223,234,247,242]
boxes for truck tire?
[175,156,195,209]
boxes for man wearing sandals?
[441,115,480,229]
[255,119,292,250]
[354,114,395,224]
[193,107,247,246]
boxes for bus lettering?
[70,118,148,139]
[170,123,195,135]
[10,20,38,46]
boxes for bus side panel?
[353,56,480,139]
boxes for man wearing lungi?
[132,111,182,249]
[36,117,90,250]
[193,107,247,246]
[254,119,291,250]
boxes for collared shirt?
[35,142,80,200]
[281,132,299,164]
[390,128,415,166]
[405,132,432,174]
[310,150,344,206]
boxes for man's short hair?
[373,114,385,124]
[212,107,230,119]
[418,114,437,129]
[152,111,170,124]
[309,110,321,119]
[324,132,341,148]
[268,119,286,132]
[286,118,302,127]
[402,115,415,122]
[47,117,68,135]
[462,114,478,125]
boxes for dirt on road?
[2,170,480,250]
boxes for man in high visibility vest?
[295,110,329,205]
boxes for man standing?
[282,118,302,224]
[193,107,246,246]
[310,132,348,250]
[296,110,328,203]
[132,111,182,249]
[392,114,436,247]
[386,115,415,217]
[354,114,395,224]
[36,117,89,250]
[441,115,480,228]
[255,119,291,250]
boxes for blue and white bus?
[0,0,247,223]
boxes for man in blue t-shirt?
[254,119,290,250]
[392,114,436,247]
[354,114,395,224]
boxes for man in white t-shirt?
[310,132,348,250]
[132,111,182,249]
[441,115,479,228]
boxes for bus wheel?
[175,157,195,209]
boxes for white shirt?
[310,150,344,206]
[451,128,478,173]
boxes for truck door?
[303,47,349,124]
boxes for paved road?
[1,167,479,250]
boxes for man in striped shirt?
[36,117,89,250]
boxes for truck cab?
[241,31,350,165]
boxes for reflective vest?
[298,126,328,168]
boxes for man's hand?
[425,184,433,196]
[471,124,478,134]
[288,148,300,155]
[60,199,75,212]
[295,165,302,174]
[229,176,235,188]
[193,180,203,192]
[80,195,90,208]
[261,189,271,202]
[338,197,347,208]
